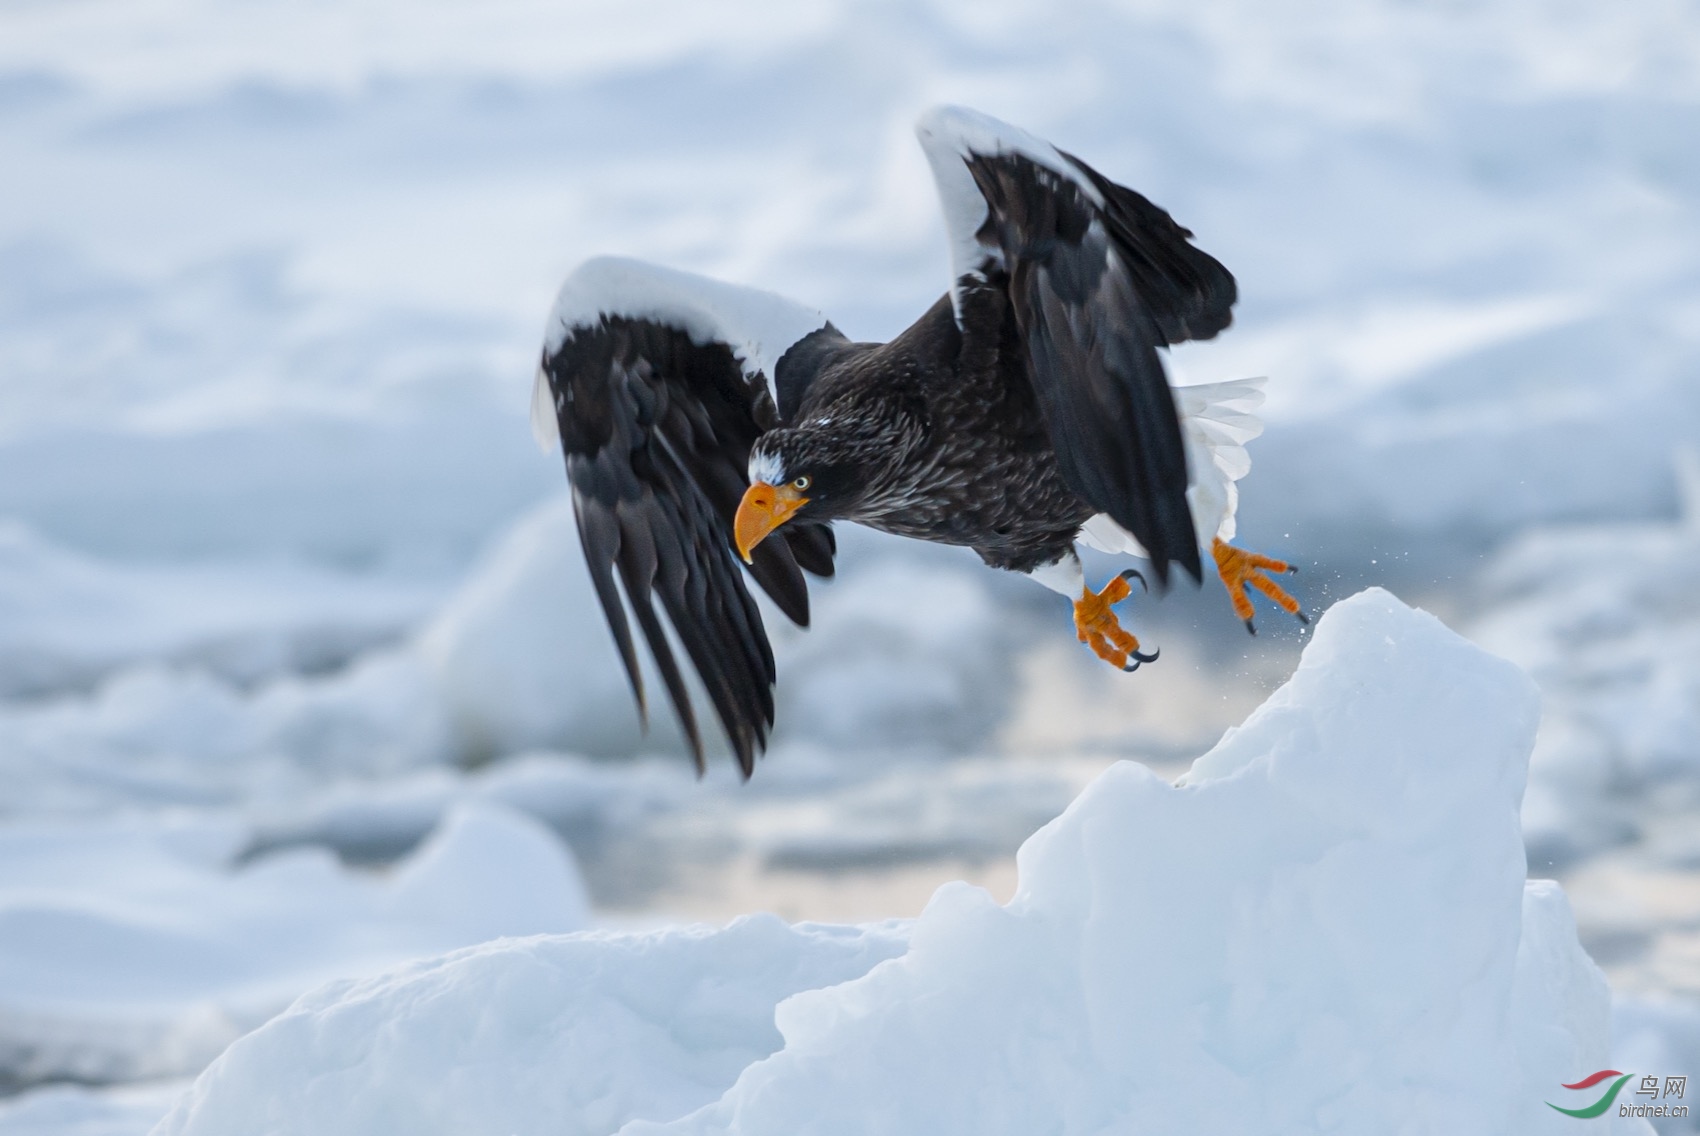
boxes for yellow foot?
[1073,569,1160,672]
[1212,537,1309,635]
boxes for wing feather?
[916,105,1239,585]
[539,260,838,776]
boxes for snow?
[0,649,452,818]
[1467,477,1700,866]
[155,917,910,1136]
[0,1080,185,1136]
[417,497,656,760]
[0,491,1022,823]
[0,802,587,1089]
[0,520,440,699]
[154,592,1648,1135]
[1617,996,1700,1103]
[0,245,551,566]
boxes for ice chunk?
[157,591,1645,1135]
[154,917,909,1136]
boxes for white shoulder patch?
[536,256,830,453]
[914,106,1104,319]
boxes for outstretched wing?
[915,106,1237,586]
[534,257,838,776]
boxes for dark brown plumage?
[534,107,1238,776]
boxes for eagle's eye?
[792,475,811,491]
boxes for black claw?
[1296,610,1311,626]
[1116,567,1149,593]
[1121,646,1160,672]
[1287,564,1299,574]
[1244,618,1257,636]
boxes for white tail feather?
[1077,377,1266,558]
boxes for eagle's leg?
[1211,537,1307,635]
[1074,568,1161,673]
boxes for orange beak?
[734,480,809,563]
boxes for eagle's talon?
[1073,573,1156,672]
[1117,567,1149,592]
[1213,537,1305,630]
[1121,646,1159,672]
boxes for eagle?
[531,106,1304,776]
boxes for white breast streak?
[914,106,1105,321]
[531,256,829,454]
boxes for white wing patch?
[1076,376,1266,557]
[914,105,1104,321]
[533,256,829,454]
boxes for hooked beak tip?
[734,479,805,565]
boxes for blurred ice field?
[0,0,1698,1130]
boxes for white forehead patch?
[748,450,785,486]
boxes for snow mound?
[645,589,1624,1135]
[0,802,587,1089]
[156,590,1643,1135]
[154,917,909,1136]
[418,496,657,760]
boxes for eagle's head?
[736,405,923,562]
